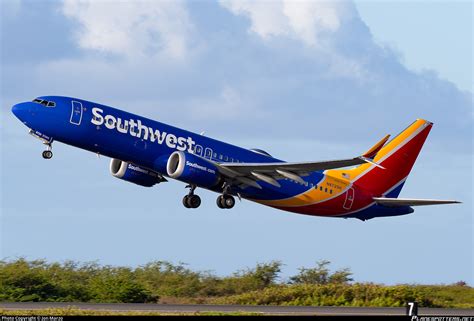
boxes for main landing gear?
[183,185,201,209]
[42,143,53,159]
[216,183,235,209]
[216,194,235,209]
[182,183,237,210]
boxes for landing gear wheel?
[183,194,201,208]
[188,195,201,208]
[183,195,191,208]
[42,150,53,159]
[217,195,235,209]
[223,195,235,209]
[217,195,225,209]
[183,185,200,209]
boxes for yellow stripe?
[256,119,430,208]
[255,176,350,207]
[327,119,429,181]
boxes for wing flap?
[209,134,389,188]
[374,197,461,207]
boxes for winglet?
[362,134,391,159]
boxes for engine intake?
[110,159,164,187]
[166,151,220,187]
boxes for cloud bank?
[1,1,472,151]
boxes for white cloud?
[220,0,351,47]
[61,0,194,59]
[219,1,365,80]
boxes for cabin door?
[70,101,83,125]
[343,187,355,210]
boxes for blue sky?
[356,0,472,93]
[1,1,472,285]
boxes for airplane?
[11,96,460,220]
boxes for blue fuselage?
[12,96,322,201]
[12,95,427,220]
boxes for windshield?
[32,98,56,107]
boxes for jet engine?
[110,159,165,187]
[166,151,220,187]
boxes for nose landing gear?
[42,143,53,159]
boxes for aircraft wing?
[211,135,391,189]
[220,157,367,175]
[373,198,461,207]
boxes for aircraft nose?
[11,102,30,122]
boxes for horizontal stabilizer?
[374,197,461,207]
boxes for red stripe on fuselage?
[274,124,432,217]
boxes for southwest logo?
[91,107,196,153]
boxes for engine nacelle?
[166,151,220,187]
[110,159,164,187]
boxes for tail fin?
[340,119,433,197]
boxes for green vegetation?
[0,308,263,316]
[0,259,472,308]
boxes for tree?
[89,267,155,303]
[289,260,353,285]
[290,260,330,285]
[328,268,353,284]
[252,261,283,287]
[0,259,61,301]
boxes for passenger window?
[195,145,203,156]
[213,152,217,159]
[325,188,328,193]
[204,148,212,159]
[330,189,333,194]
[224,155,228,161]
[320,186,323,191]
[219,154,223,160]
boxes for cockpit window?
[32,98,56,107]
